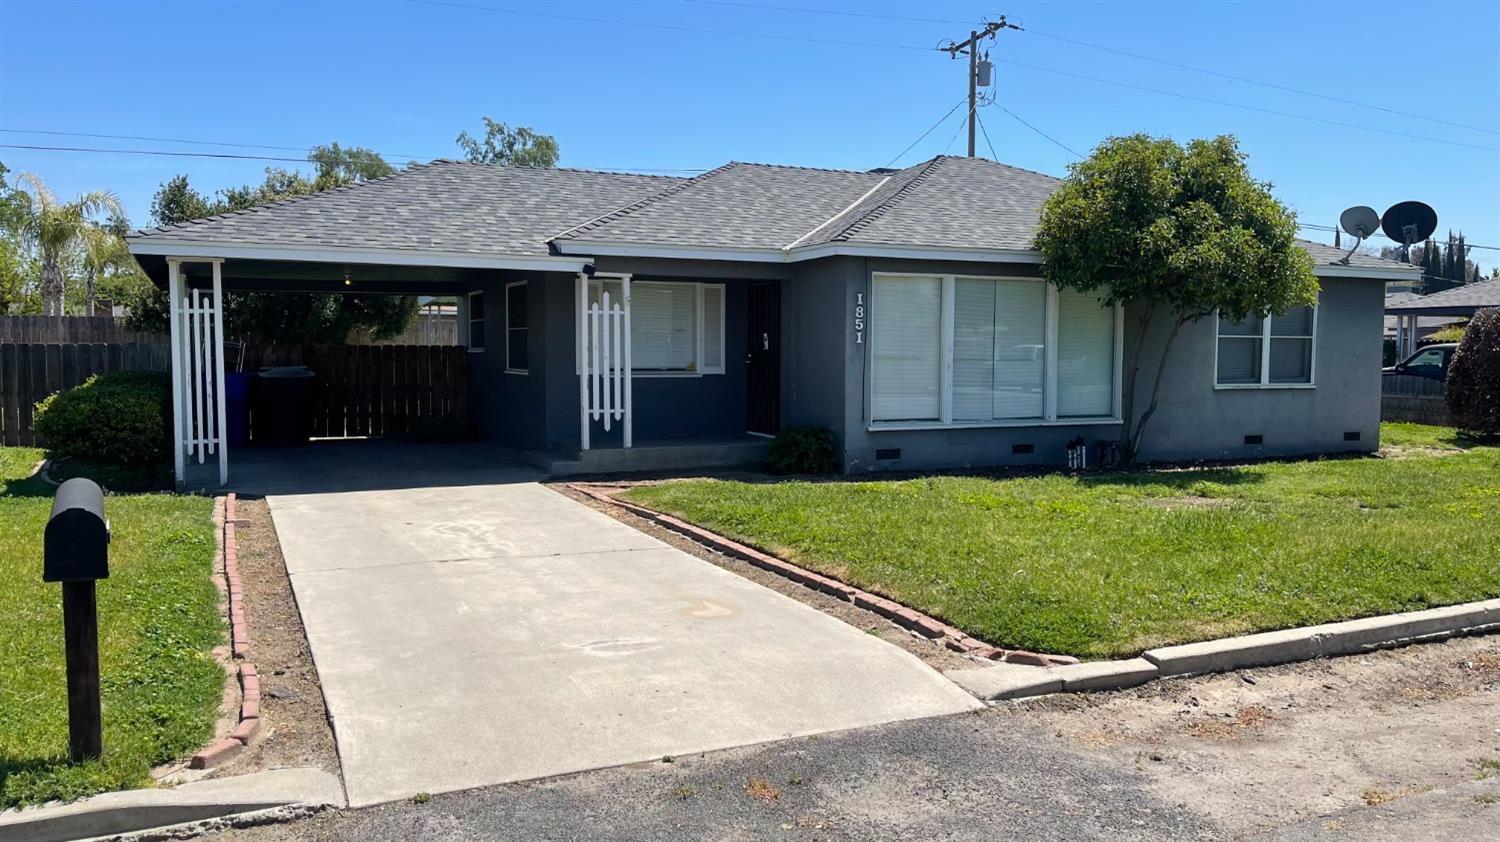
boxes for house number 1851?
[853,292,865,344]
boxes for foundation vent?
[875,448,901,461]
[1244,434,1264,446]
[1011,443,1035,455]
[1344,431,1361,442]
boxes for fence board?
[0,316,163,344]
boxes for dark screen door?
[746,281,781,436]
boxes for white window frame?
[465,289,485,353]
[504,281,528,374]
[576,280,725,378]
[866,272,1124,431]
[1213,301,1318,390]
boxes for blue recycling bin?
[225,373,250,449]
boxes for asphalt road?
[208,709,1214,841]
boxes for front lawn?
[0,449,222,809]
[622,424,1500,660]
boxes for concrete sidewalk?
[255,445,980,808]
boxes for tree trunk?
[41,253,65,316]
[85,265,97,315]
[1119,302,1157,460]
[1126,315,1191,463]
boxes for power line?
[1020,28,1500,137]
[942,104,972,155]
[0,143,709,174]
[0,127,437,160]
[991,104,1083,159]
[993,57,1500,154]
[884,98,968,168]
[1299,222,1500,251]
[408,0,931,51]
[975,109,1001,163]
[687,1,1499,137]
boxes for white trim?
[167,260,185,486]
[1313,263,1420,280]
[783,176,891,249]
[791,242,1046,264]
[1212,300,1319,388]
[869,417,1122,432]
[504,280,529,374]
[555,241,786,262]
[465,289,485,353]
[211,262,228,487]
[128,239,590,272]
[867,271,1123,429]
[551,238,1047,266]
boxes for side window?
[466,291,485,353]
[505,282,528,373]
[1406,348,1445,369]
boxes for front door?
[746,281,781,436]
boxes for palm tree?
[8,173,124,315]
[79,215,138,314]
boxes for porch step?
[523,438,770,477]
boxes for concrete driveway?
[242,442,980,808]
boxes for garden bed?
[0,448,223,809]
[619,424,1500,660]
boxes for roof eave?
[126,238,591,273]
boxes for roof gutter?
[126,239,592,273]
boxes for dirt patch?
[549,482,979,672]
[997,633,1500,836]
[206,497,339,779]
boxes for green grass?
[0,448,222,809]
[622,424,1500,660]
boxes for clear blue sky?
[3,0,1497,269]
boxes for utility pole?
[942,16,1020,157]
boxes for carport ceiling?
[136,254,488,295]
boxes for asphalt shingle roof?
[554,162,885,250]
[127,161,680,258]
[128,155,1415,276]
[1386,277,1500,313]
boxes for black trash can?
[251,366,317,445]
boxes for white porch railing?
[167,258,228,486]
[578,272,632,450]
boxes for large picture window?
[1215,303,1316,387]
[870,273,1120,427]
[583,280,726,375]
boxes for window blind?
[991,279,1046,419]
[871,275,942,421]
[631,284,698,371]
[1056,289,1114,417]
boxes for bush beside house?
[33,371,170,467]
[1446,308,1499,438]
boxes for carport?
[1386,277,1500,357]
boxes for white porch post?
[622,273,632,449]
[167,260,186,486]
[578,272,590,451]
[212,262,229,486]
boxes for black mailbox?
[44,478,110,583]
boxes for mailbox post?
[44,478,110,762]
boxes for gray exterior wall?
[464,254,1385,471]
[777,256,1383,472]
[1131,275,1382,461]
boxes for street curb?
[191,495,260,770]
[567,482,1078,668]
[946,600,1500,702]
[1142,598,1500,677]
[0,768,343,842]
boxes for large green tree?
[456,117,560,167]
[1034,134,1319,462]
[128,144,417,343]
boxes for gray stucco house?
[126,155,1419,483]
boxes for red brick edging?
[191,494,261,769]
[567,483,1078,668]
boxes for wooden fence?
[0,342,170,446]
[0,316,163,344]
[240,344,469,440]
[1381,374,1449,425]
[0,341,468,446]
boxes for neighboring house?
[1386,278,1500,357]
[125,156,1418,484]
[1382,292,1464,343]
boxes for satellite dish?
[1339,206,1380,239]
[1381,201,1438,245]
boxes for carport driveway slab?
[264,467,980,807]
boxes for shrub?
[1427,323,1467,343]
[767,425,840,475]
[1446,308,1500,438]
[34,371,171,467]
